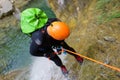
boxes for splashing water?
[29,54,68,80]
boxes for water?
[0,0,68,79]
[0,28,31,74]
[29,54,68,80]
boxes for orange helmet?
[47,21,70,40]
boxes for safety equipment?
[21,8,48,34]
[47,21,70,40]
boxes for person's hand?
[53,48,62,55]
[53,50,61,55]
[56,48,62,55]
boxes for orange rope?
[65,49,120,72]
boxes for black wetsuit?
[30,18,77,67]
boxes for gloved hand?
[53,47,62,55]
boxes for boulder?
[0,0,14,18]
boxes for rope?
[64,49,120,72]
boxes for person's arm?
[30,41,44,56]
[29,30,44,56]
[61,41,76,53]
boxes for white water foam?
[29,54,68,80]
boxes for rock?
[0,0,14,18]
[97,40,105,45]
[58,0,64,6]
[104,36,116,42]
[13,7,21,20]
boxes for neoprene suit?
[30,18,77,67]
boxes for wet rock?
[0,0,14,18]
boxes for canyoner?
[20,8,83,77]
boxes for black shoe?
[61,65,68,76]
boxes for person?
[21,8,83,75]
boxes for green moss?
[96,0,120,24]
[108,11,120,19]
[96,0,111,9]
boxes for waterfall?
[29,54,68,80]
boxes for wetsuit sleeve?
[61,41,76,53]
[30,30,44,56]
[30,41,44,56]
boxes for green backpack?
[21,8,48,34]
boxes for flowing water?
[29,54,69,80]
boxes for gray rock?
[0,0,14,18]
[13,7,21,20]
[104,36,116,42]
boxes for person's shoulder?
[31,30,44,45]
[31,29,44,39]
[32,30,41,36]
